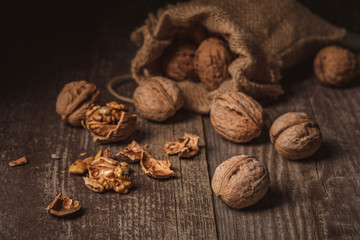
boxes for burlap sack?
[129,0,360,114]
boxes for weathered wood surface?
[1,1,360,239]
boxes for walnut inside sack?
[194,37,232,91]
[161,42,198,82]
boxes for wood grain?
[1,0,360,239]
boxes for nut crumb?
[35,166,40,169]
[60,170,65,174]
[51,154,61,160]
[80,152,87,157]
[46,193,80,216]
[9,156,28,167]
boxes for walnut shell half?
[56,80,101,126]
[82,102,137,143]
[140,151,175,179]
[46,193,81,216]
[210,92,264,143]
[314,45,360,87]
[211,155,269,209]
[133,76,184,122]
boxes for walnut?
[210,92,264,143]
[161,42,197,82]
[116,140,143,163]
[133,76,184,122]
[211,155,269,209]
[140,151,175,179]
[270,112,322,160]
[56,80,101,126]
[314,45,360,87]
[46,193,81,216]
[161,133,200,158]
[194,37,232,91]
[86,157,132,194]
[82,101,137,143]
[9,156,27,167]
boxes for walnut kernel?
[82,101,137,143]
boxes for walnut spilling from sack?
[85,157,132,193]
[9,156,28,167]
[161,133,200,158]
[46,193,80,216]
[82,101,137,143]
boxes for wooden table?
[1,1,359,239]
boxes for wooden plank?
[203,60,360,240]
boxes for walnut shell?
[56,80,101,126]
[140,151,175,179]
[211,155,269,209]
[210,92,264,143]
[46,193,81,216]
[270,112,322,160]
[133,76,184,122]
[161,43,197,82]
[194,37,232,91]
[82,102,137,143]
[314,45,360,87]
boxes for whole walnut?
[82,101,137,143]
[161,42,197,82]
[194,37,232,91]
[314,45,360,87]
[133,76,184,122]
[270,112,322,160]
[212,155,270,209]
[56,80,101,126]
[210,92,264,143]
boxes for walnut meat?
[87,157,132,194]
[270,112,322,160]
[133,76,184,122]
[210,92,264,143]
[314,45,360,87]
[211,155,269,209]
[194,38,232,91]
[56,80,101,126]
[82,101,137,143]
[161,43,197,82]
